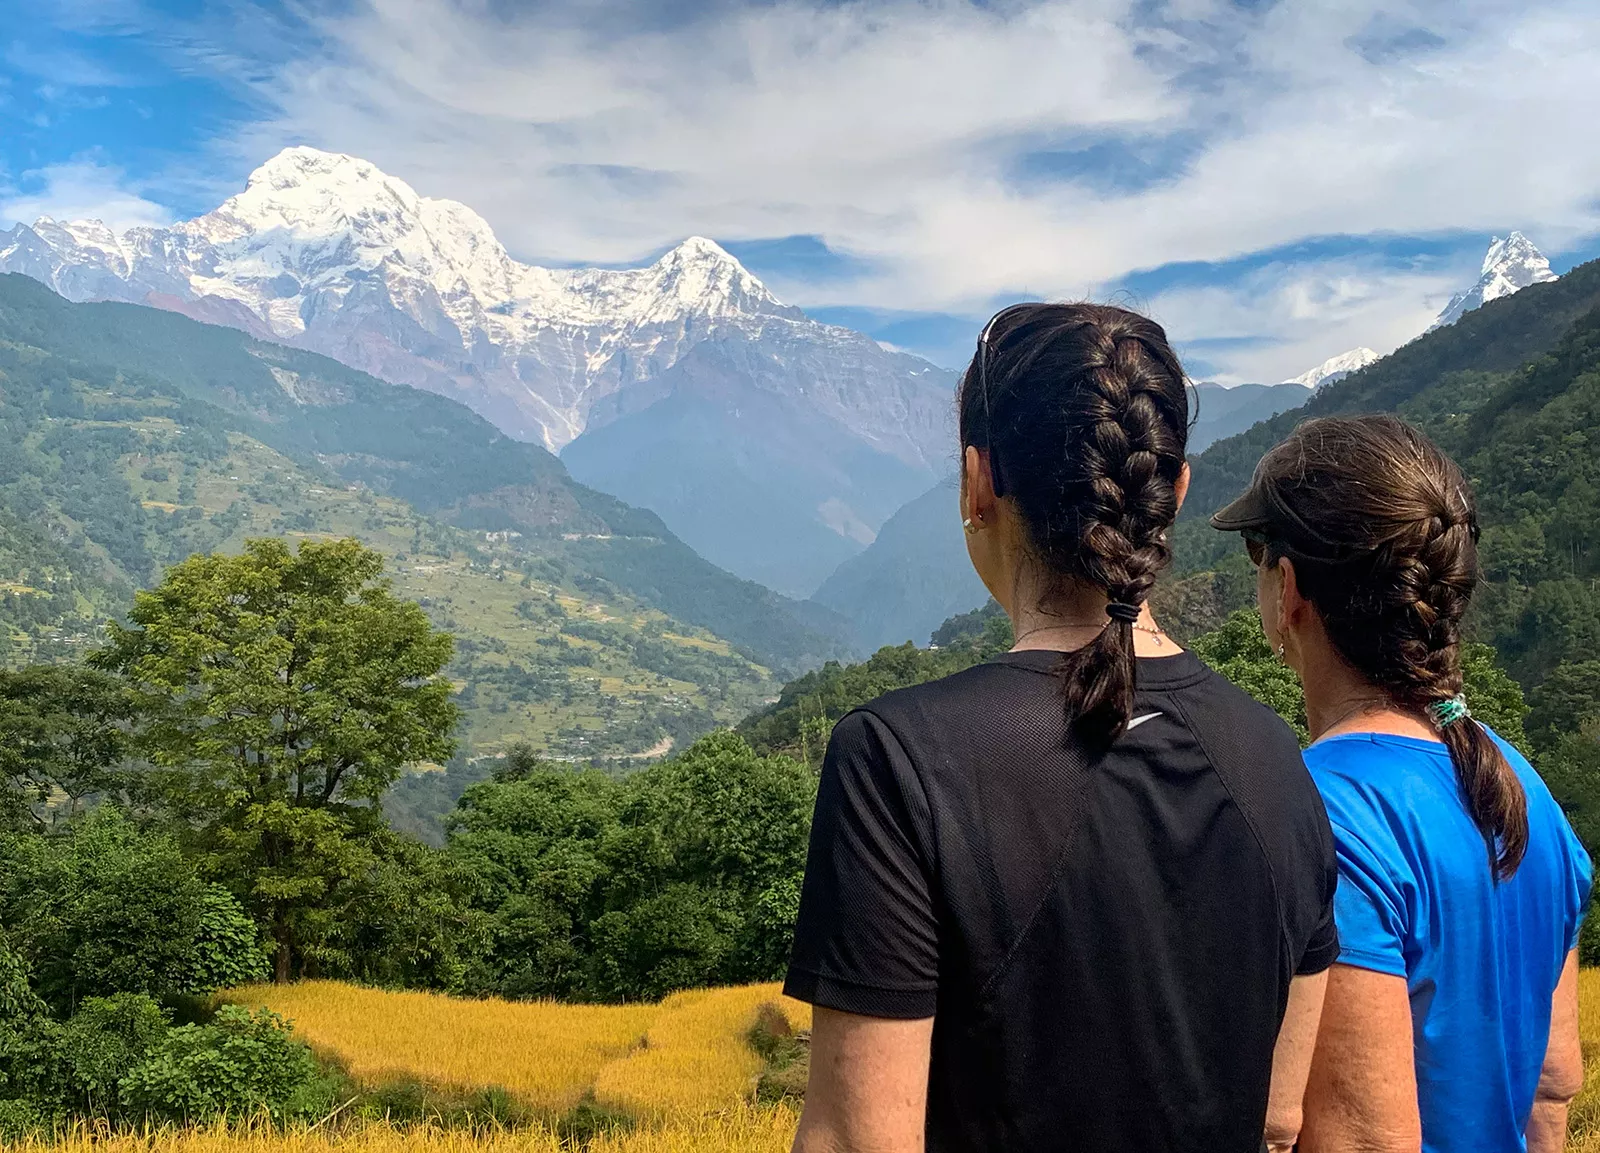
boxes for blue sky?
[5,0,1600,380]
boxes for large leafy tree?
[94,538,458,981]
[0,666,138,830]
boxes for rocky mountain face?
[0,147,956,594]
[1430,232,1558,331]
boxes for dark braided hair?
[959,303,1190,749]
[1252,415,1528,879]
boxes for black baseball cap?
[1209,463,1358,563]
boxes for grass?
[1569,969,1600,1151]
[22,972,1600,1150]
[592,985,810,1122]
[4,1108,804,1153]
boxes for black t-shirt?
[785,648,1338,1152]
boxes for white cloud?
[0,160,174,231]
[1147,257,1466,384]
[31,0,1600,381]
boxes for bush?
[53,994,170,1115]
[0,809,266,1013]
[118,1006,336,1124]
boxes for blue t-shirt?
[1306,729,1592,1153]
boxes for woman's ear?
[963,444,996,526]
[1278,556,1309,634]
[1173,463,1192,516]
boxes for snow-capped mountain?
[0,147,955,597]
[1284,347,1380,390]
[1429,232,1558,331]
[0,147,951,465]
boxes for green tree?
[1526,660,1600,753]
[0,666,137,830]
[95,538,459,981]
[448,732,814,1002]
[0,808,266,1014]
[1191,610,1309,743]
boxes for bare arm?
[1266,970,1329,1152]
[792,1007,934,1153]
[1300,964,1422,1153]
[1527,950,1583,1153]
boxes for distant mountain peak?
[1430,231,1557,331]
[0,150,891,451]
[1285,347,1380,390]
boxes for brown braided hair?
[959,303,1189,749]
[1251,415,1528,879]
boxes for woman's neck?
[1007,587,1181,657]
[1301,656,1435,744]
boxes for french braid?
[1258,416,1528,878]
[959,304,1189,748]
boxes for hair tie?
[1427,693,1472,729]
[1105,602,1142,624]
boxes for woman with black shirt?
[784,303,1338,1152]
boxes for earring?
[1276,641,1286,659]
[963,517,981,536]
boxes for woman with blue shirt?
[1212,414,1592,1153]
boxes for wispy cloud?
[11,0,1600,383]
[0,158,173,230]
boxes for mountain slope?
[563,337,946,595]
[1,148,958,590]
[0,273,856,673]
[810,479,989,649]
[1189,382,1315,454]
[1180,254,1600,548]
[1286,348,1379,390]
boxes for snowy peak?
[1285,347,1380,390]
[0,148,929,456]
[1430,231,1558,331]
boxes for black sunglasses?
[1242,528,1272,568]
[973,304,1033,499]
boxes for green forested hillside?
[0,274,856,675]
[1180,258,1600,554]
[1171,258,1600,850]
[0,335,769,767]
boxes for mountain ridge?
[0,146,952,465]
[1430,231,1558,332]
[0,272,858,673]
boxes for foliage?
[0,665,138,829]
[117,1006,335,1125]
[0,808,266,1014]
[448,732,814,1002]
[737,640,998,768]
[1190,610,1310,742]
[1189,610,1528,751]
[94,538,458,981]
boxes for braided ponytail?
[1252,416,1528,879]
[959,304,1189,749]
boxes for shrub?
[118,1006,336,1124]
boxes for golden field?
[17,972,1600,1152]
[224,980,809,1123]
